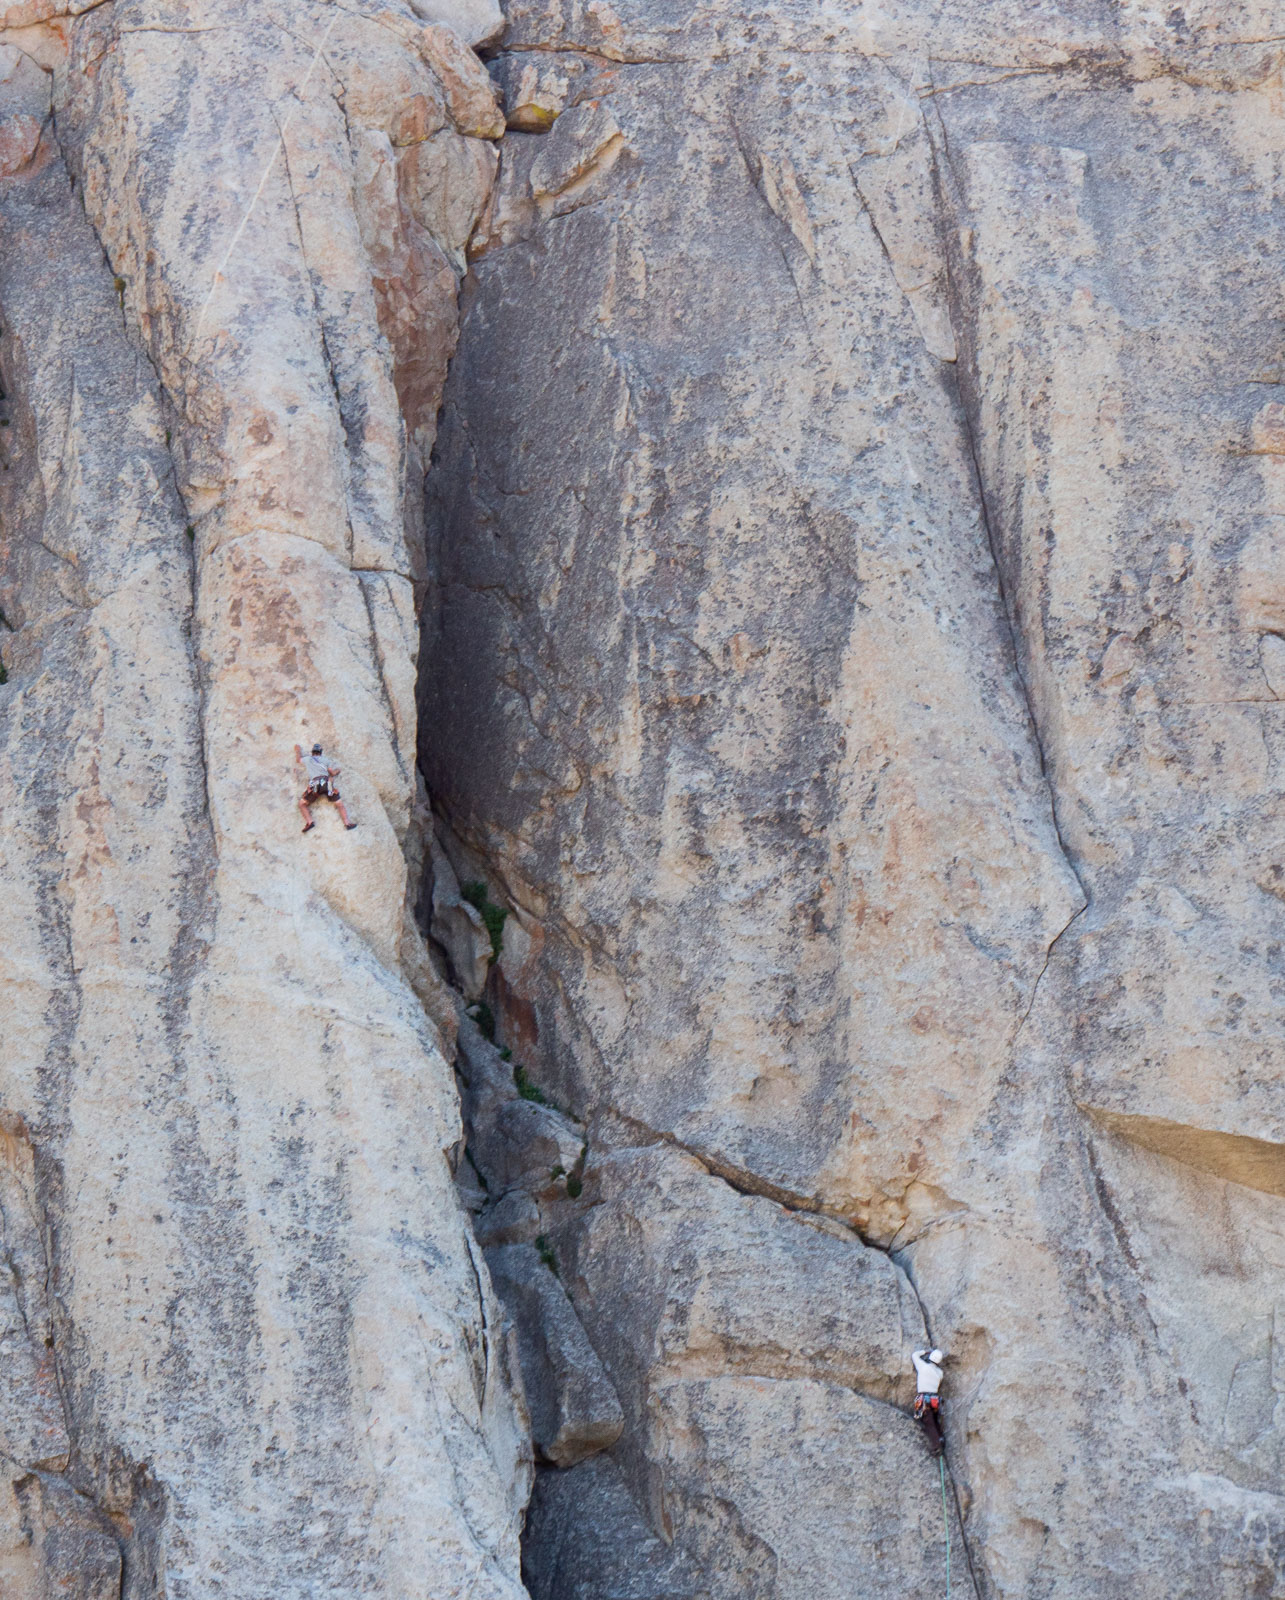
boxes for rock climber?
[912,1347,946,1456]
[295,742,357,834]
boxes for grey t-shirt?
[303,751,331,782]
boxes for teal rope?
[939,1454,952,1598]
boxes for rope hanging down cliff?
[911,1347,984,1599]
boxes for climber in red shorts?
[912,1347,945,1456]
[295,742,357,834]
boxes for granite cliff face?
[0,3,525,1595]
[428,2,1285,1595]
[0,0,1282,1596]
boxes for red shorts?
[304,780,340,803]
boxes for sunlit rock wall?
[425,2,1285,1594]
[0,3,528,1595]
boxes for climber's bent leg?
[915,1395,944,1456]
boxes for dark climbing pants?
[915,1394,943,1455]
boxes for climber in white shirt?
[912,1348,945,1456]
[295,742,357,834]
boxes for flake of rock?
[528,100,623,207]
[408,0,506,50]
[556,1144,925,1407]
[487,1241,625,1466]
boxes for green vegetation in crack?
[550,1152,584,1197]
[565,1140,587,1199]
[513,1063,549,1105]
[513,1062,571,1118]
[460,879,507,961]
[535,1234,559,1276]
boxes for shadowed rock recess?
[0,0,1282,1595]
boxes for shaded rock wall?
[424,1,1285,1595]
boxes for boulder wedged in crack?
[485,1243,624,1467]
[547,1142,926,1410]
[453,1015,621,1469]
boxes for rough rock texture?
[0,3,527,1596]
[2,0,1284,1595]
[526,1143,969,1600]
[424,0,1285,1595]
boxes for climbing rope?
[939,1454,952,1598]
